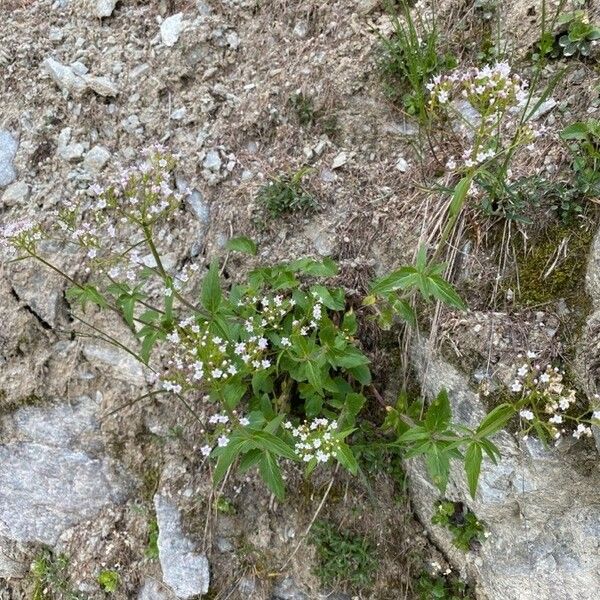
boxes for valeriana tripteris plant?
[507,352,600,443]
[428,62,545,175]
[0,149,473,499]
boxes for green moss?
[512,223,593,310]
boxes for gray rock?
[83,342,147,385]
[138,578,176,600]
[83,74,119,97]
[196,1,211,15]
[1,180,29,206]
[58,127,86,162]
[94,0,117,18]
[186,190,210,224]
[0,130,18,188]
[271,577,308,600]
[528,98,557,120]
[203,149,221,171]
[83,145,111,173]
[154,494,210,599]
[0,397,130,546]
[331,152,349,169]
[160,13,185,47]
[395,157,409,173]
[43,57,87,95]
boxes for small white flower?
[549,415,563,424]
[511,381,523,393]
[519,409,534,421]
[592,411,600,421]
[239,417,250,427]
[526,351,537,359]
[200,445,212,457]
[217,435,229,447]
[280,337,291,347]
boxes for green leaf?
[476,403,515,438]
[289,257,338,277]
[66,284,108,309]
[246,430,297,460]
[225,236,258,255]
[427,274,467,310]
[238,448,263,472]
[560,122,590,141]
[348,363,372,386]
[335,442,359,475]
[345,392,366,416]
[369,267,418,295]
[201,260,222,313]
[222,381,247,411]
[425,443,451,493]
[213,438,249,485]
[449,176,472,218]
[425,390,452,432]
[396,425,429,444]
[464,443,483,499]
[310,284,345,310]
[259,452,285,499]
[140,330,161,364]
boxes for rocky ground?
[1,0,600,599]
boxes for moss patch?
[512,222,594,311]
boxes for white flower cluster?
[0,218,42,258]
[162,317,272,393]
[512,353,591,441]
[283,418,340,464]
[427,62,546,174]
[428,62,527,112]
[199,411,251,457]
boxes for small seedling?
[31,549,83,600]
[257,167,316,217]
[311,520,378,591]
[97,570,120,594]
[417,571,472,600]
[432,501,486,551]
[289,92,316,127]
[538,9,600,58]
[146,518,159,559]
[561,119,600,199]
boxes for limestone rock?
[43,57,87,95]
[0,397,130,546]
[94,0,117,18]
[83,75,119,97]
[84,145,111,173]
[1,180,29,206]
[0,130,18,188]
[138,578,176,600]
[154,494,210,599]
[161,14,185,47]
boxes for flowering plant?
[508,352,599,443]
[0,150,472,499]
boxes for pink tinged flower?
[519,409,534,421]
[200,445,212,457]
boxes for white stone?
[154,494,210,599]
[160,13,185,47]
[331,152,348,169]
[0,130,18,187]
[84,74,119,97]
[83,145,111,173]
[203,149,222,171]
[43,57,87,95]
[395,157,409,173]
[95,0,117,18]
[1,181,30,206]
